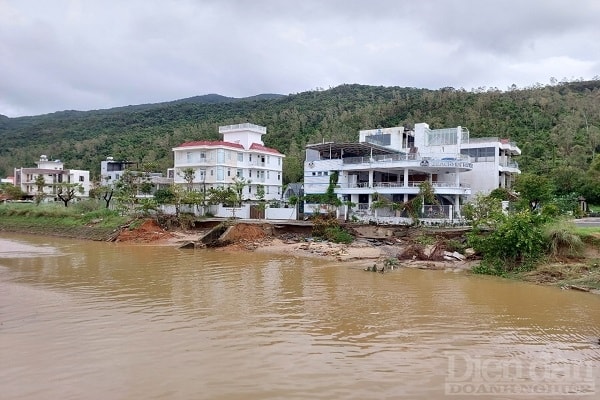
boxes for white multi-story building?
[303,122,521,219]
[100,157,138,185]
[172,123,285,201]
[100,157,171,194]
[13,155,91,200]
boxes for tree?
[179,167,196,192]
[231,177,251,207]
[463,193,504,228]
[0,183,25,200]
[102,190,114,209]
[114,170,140,213]
[207,186,237,207]
[154,187,176,204]
[513,173,554,212]
[56,183,83,207]
[34,174,46,205]
[183,190,206,214]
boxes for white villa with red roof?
[172,123,284,201]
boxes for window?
[460,147,495,162]
[249,154,252,162]
[79,176,84,182]
[266,171,270,179]
[278,157,281,166]
[266,186,270,194]
[236,169,242,178]
[238,153,243,162]
[210,169,214,176]
[217,166,224,180]
[365,133,391,146]
[267,155,270,164]
[217,149,225,163]
[200,151,207,160]
[186,152,192,163]
[277,173,281,181]
[249,170,252,178]
[227,168,231,177]
[426,128,458,146]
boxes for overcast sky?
[1,0,599,117]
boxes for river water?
[1,233,599,399]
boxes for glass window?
[217,149,225,163]
[217,166,224,180]
[237,153,243,162]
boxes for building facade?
[303,123,521,219]
[13,155,91,200]
[172,123,285,201]
[100,157,138,185]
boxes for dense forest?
[2,81,600,201]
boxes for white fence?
[158,204,297,220]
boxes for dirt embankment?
[114,219,478,271]
[114,219,176,243]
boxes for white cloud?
[0,0,599,116]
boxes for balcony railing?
[219,123,266,134]
[341,153,471,168]
[500,160,519,168]
[337,181,470,189]
[342,153,416,164]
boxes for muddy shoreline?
[2,218,599,293]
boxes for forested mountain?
[2,81,600,200]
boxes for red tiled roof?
[177,140,244,150]
[249,143,282,154]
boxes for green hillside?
[2,82,600,201]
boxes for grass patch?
[0,202,127,230]
[517,261,600,290]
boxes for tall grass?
[543,220,584,258]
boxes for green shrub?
[311,214,354,243]
[445,238,466,253]
[324,226,354,244]
[468,210,546,272]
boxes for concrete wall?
[266,207,297,220]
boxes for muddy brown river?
[1,233,599,399]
